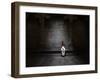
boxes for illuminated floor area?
[26,53,89,67]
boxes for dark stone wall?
[26,13,89,56]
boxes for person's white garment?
[61,46,66,56]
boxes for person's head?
[61,41,64,46]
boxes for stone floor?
[26,53,89,67]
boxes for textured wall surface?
[26,13,89,52]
